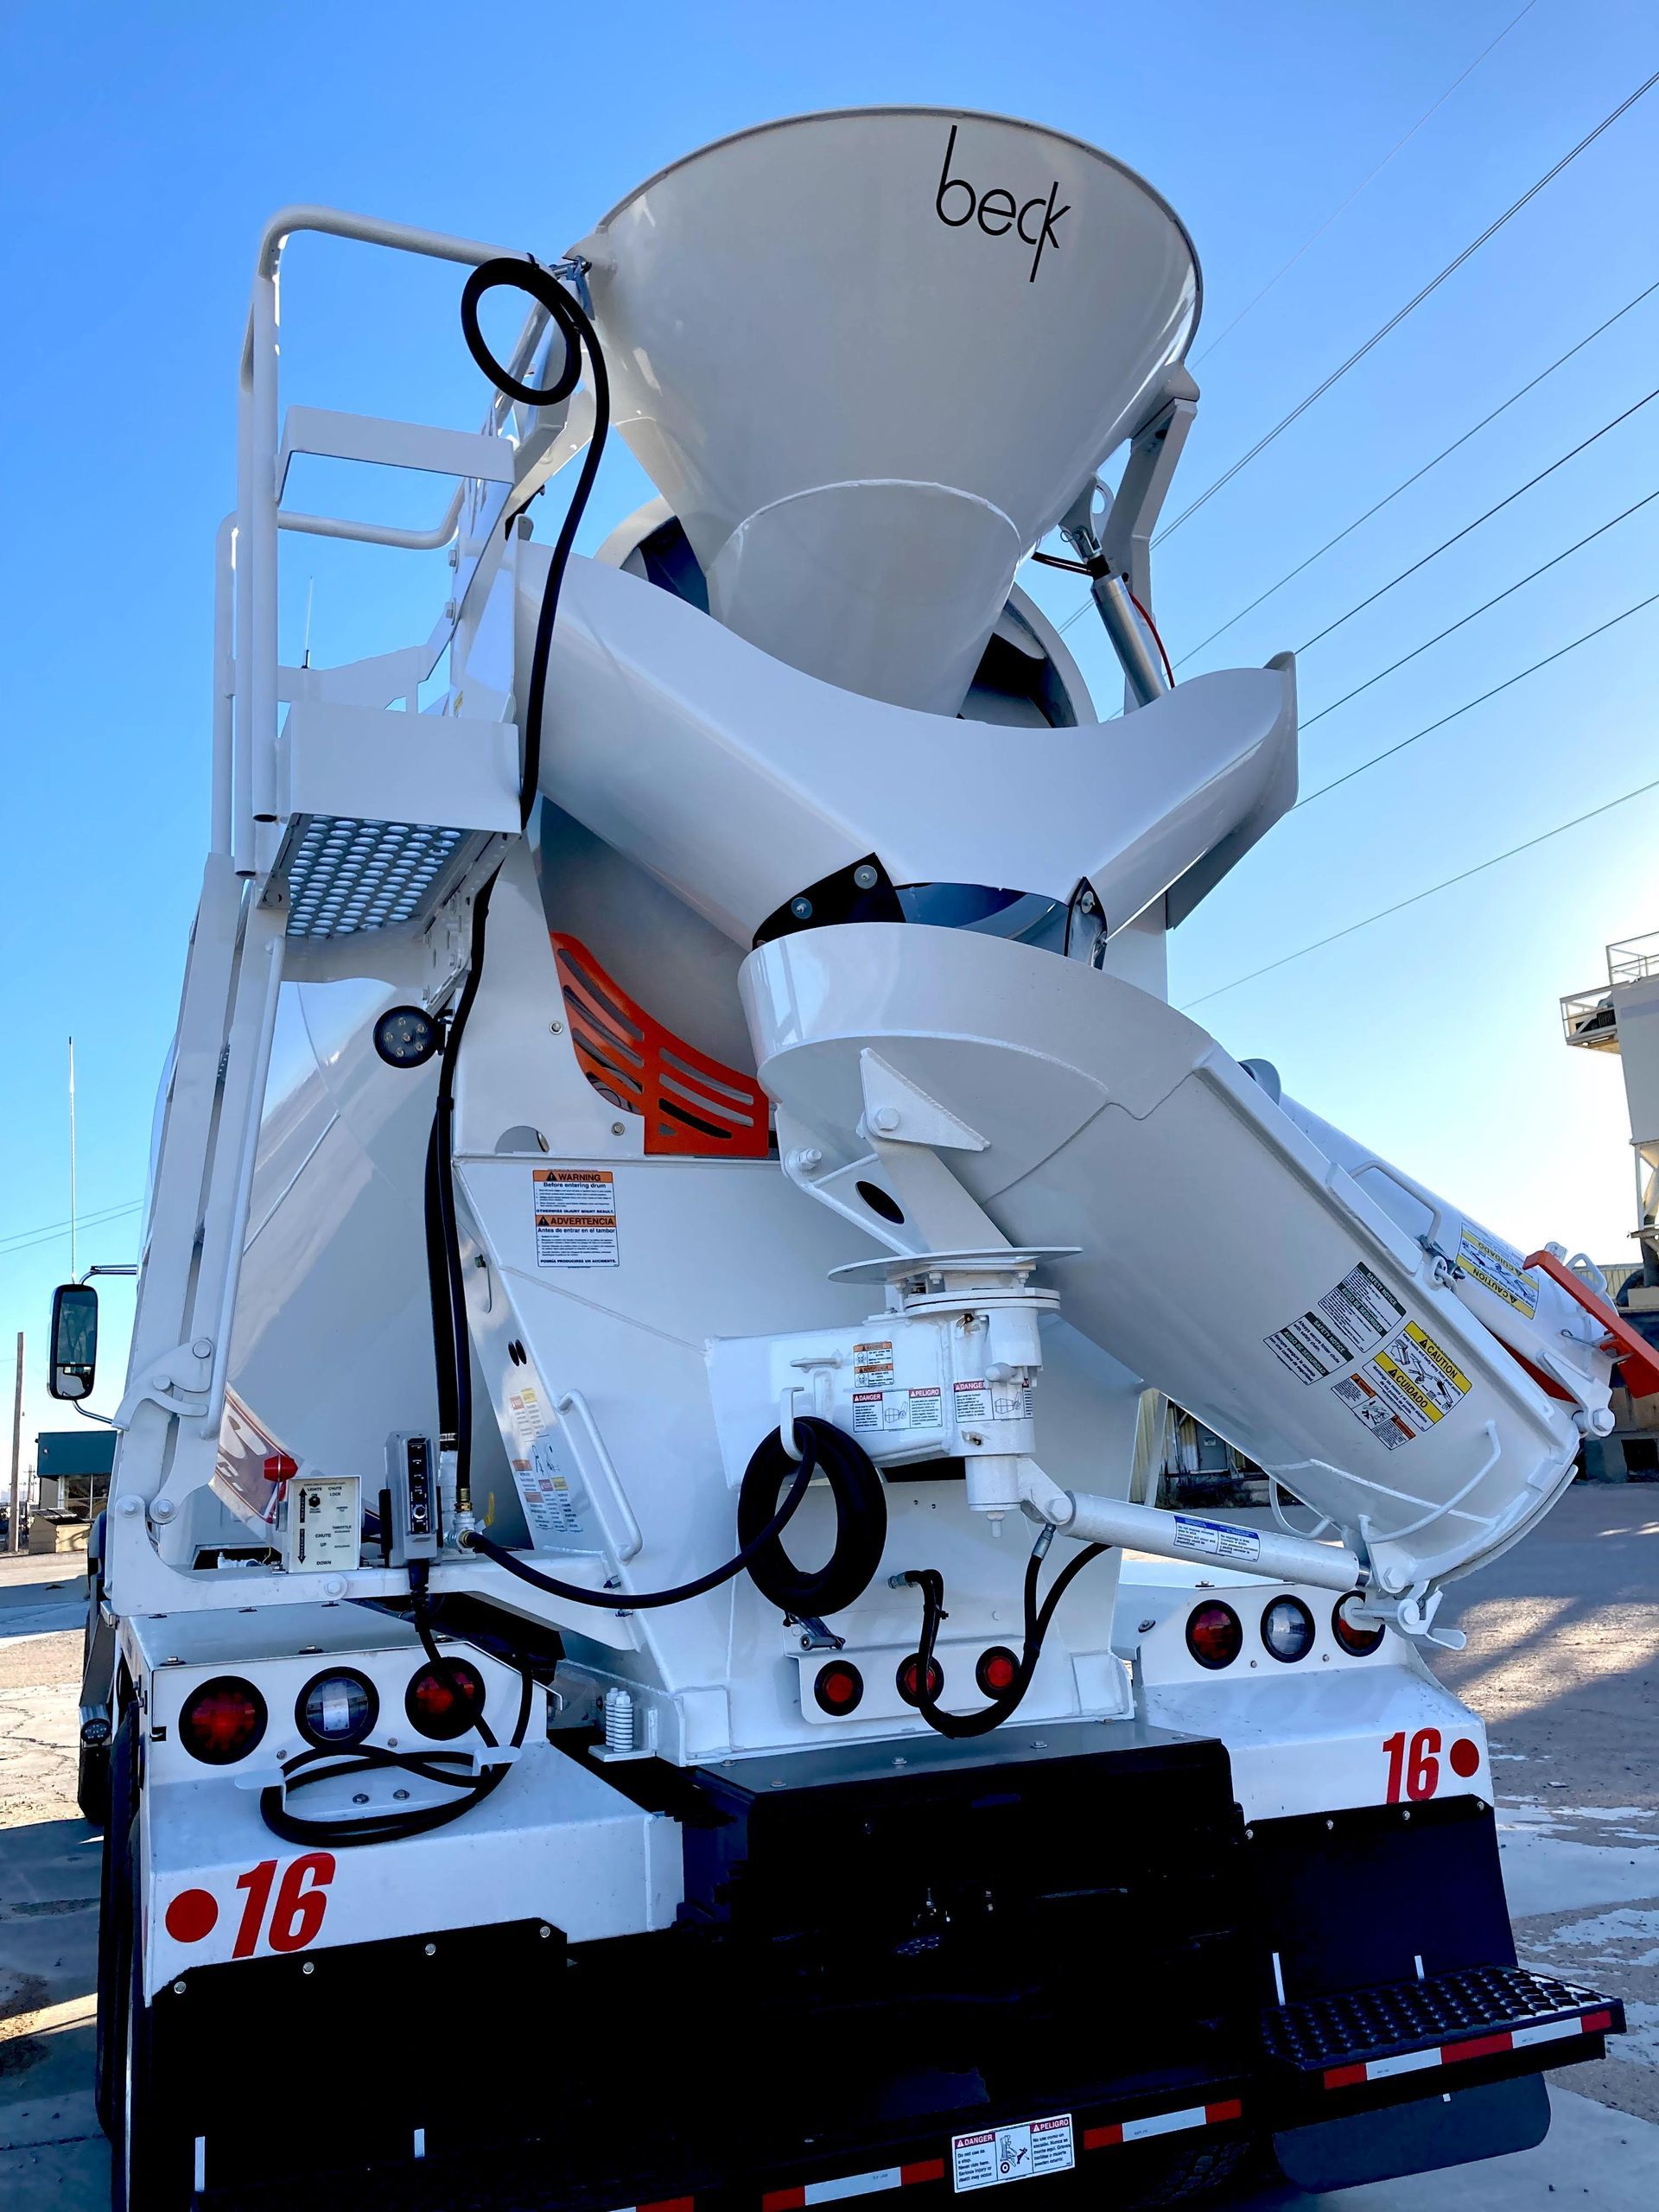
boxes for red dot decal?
[165,1888,219,1943]
[1448,1737,1481,1779]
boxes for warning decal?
[534,1168,619,1268]
[1172,1515,1262,1564]
[508,1386,547,1447]
[853,1388,944,1433]
[1266,1262,1406,1383]
[1333,1319,1473,1449]
[952,2114,1074,2194]
[516,1433,585,1542]
[854,1340,895,1389]
[1456,1225,1539,1319]
[1320,1262,1407,1355]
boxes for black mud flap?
[1274,2075,1548,2193]
[1245,1797,1622,2184]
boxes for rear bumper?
[145,1731,1622,2208]
[162,1916,1619,2211]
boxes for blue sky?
[2,0,1655,1448]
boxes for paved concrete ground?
[1,1491,1655,2208]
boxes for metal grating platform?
[1262,1963,1622,2090]
[278,816,472,939]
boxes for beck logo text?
[935,124,1070,283]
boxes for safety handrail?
[231,206,542,875]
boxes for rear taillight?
[1332,1592,1386,1656]
[812,1660,864,1715]
[1185,1600,1243,1670]
[179,1676,268,1765]
[405,1657,484,1740]
[896,1654,944,1707]
[976,1646,1020,1696]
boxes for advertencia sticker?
[952,2115,1074,2193]
[533,1168,619,1268]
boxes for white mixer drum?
[575,108,1199,714]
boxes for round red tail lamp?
[179,1676,269,1765]
[1332,1592,1387,1656]
[812,1660,865,1715]
[976,1646,1020,1697]
[1185,1600,1243,1671]
[896,1654,944,1707]
[404,1657,484,1740]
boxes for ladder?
[105,207,585,1611]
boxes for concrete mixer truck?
[54,107,1643,2212]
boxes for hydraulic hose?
[429,869,499,1513]
[462,1417,887,1617]
[899,1531,1109,1739]
[459,257,611,833]
[421,258,613,1514]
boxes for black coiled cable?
[462,1417,887,1618]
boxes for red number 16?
[232,1852,335,1957]
[1382,1727,1441,1803]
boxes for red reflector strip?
[1084,2099,1242,2152]
[762,2194,805,2211]
[1323,2009,1611,2089]
[1443,2032,1512,2065]
[900,2164,945,2187]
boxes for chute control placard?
[1266,1263,1474,1452]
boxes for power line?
[1181,775,1659,1012]
[1294,385,1659,657]
[1193,2,1538,365]
[1294,586,1659,808]
[1298,483,1659,731]
[1165,276,1659,664]
[1154,68,1659,545]
[0,1200,141,1259]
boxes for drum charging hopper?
[572,107,1200,715]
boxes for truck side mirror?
[49,1283,99,1401]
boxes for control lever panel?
[385,1432,439,1565]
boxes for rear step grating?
[1262,1963,1622,2090]
[278,817,474,939]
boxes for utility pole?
[68,1036,78,1283]
[7,1332,22,1556]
